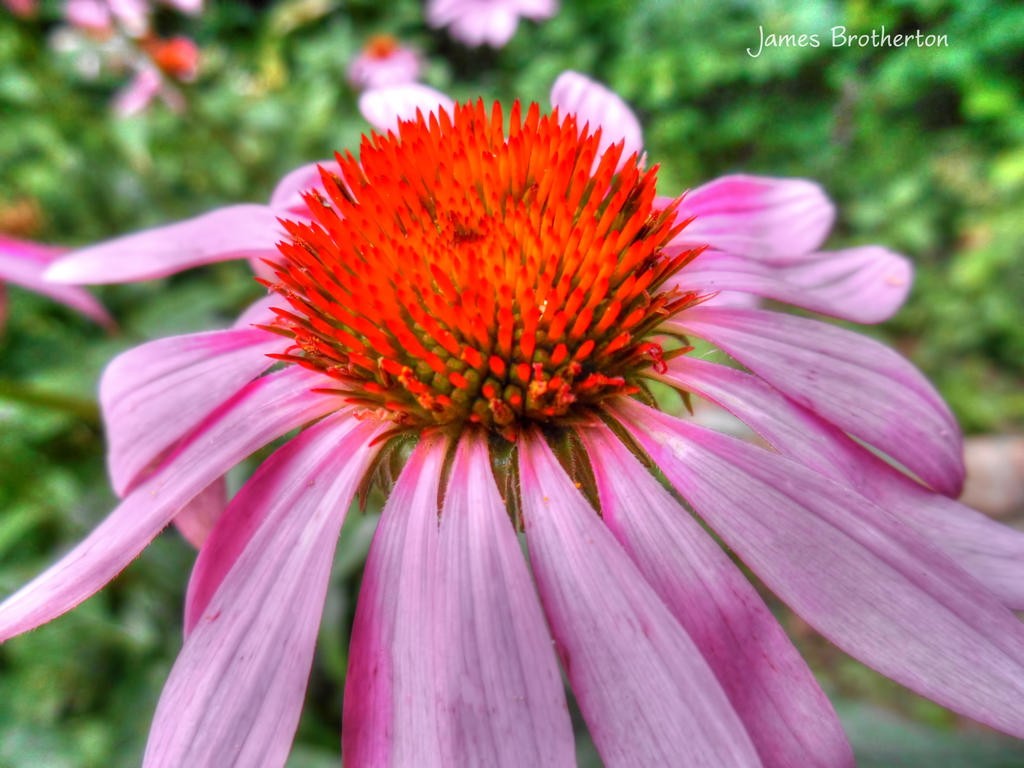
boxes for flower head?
[346,35,420,91]
[10,77,1024,768]
[426,0,558,47]
[267,101,699,439]
[64,0,114,37]
[3,0,36,17]
[108,34,197,116]
[50,0,200,115]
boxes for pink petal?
[1,236,65,261]
[107,0,147,35]
[232,293,279,328]
[549,70,643,165]
[454,7,519,47]
[64,0,113,36]
[891,493,1024,611]
[678,246,913,324]
[517,0,557,19]
[669,306,964,496]
[100,327,287,495]
[173,477,226,549]
[658,355,885,491]
[268,159,337,215]
[426,1,518,47]
[181,413,369,635]
[343,433,576,767]
[660,356,1024,609]
[434,434,574,766]
[358,84,455,134]
[581,425,853,767]
[0,366,341,642]
[701,289,762,310]
[44,205,284,284]
[0,235,113,327]
[665,176,835,260]
[145,413,381,768]
[161,0,201,15]
[424,0,458,27]
[347,47,421,92]
[113,69,162,117]
[342,435,449,767]
[518,433,762,767]
[621,400,1024,739]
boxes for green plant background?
[1,0,1023,765]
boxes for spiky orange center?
[264,101,703,439]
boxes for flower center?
[365,35,400,59]
[144,36,199,80]
[264,101,703,440]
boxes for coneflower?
[8,95,1024,768]
[347,35,421,91]
[425,0,558,48]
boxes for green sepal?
[487,431,522,529]
[436,435,460,518]
[356,430,419,512]
[540,424,602,515]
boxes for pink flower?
[55,0,200,115]
[0,235,113,332]
[112,67,164,115]
[3,0,36,17]
[161,0,200,15]
[347,35,421,91]
[112,62,190,117]
[358,82,455,137]
[11,80,1024,766]
[426,0,558,47]
[63,0,201,42]
[112,37,198,116]
[106,0,148,36]
[64,0,113,35]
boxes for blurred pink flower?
[113,67,163,115]
[15,77,1024,768]
[64,0,113,34]
[3,0,36,17]
[162,0,200,15]
[106,0,147,35]
[426,0,557,47]
[347,35,420,91]
[0,235,112,331]
[357,82,455,135]
[54,0,200,116]
[112,38,196,116]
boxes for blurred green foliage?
[1,0,1023,765]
